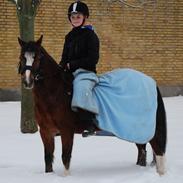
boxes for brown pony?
[18,36,167,176]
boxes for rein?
[34,65,73,96]
[33,68,60,82]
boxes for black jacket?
[59,26,100,73]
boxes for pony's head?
[18,35,43,89]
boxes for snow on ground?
[0,96,183,183]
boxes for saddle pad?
[72,68,157,144]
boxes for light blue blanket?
[72,68,157,144]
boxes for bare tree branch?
[8,0,41,8]
[7,0,17,5]
[32,0,41,7]
[107,0,157,8]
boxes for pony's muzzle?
[23,79,34,89]
[22,70,34,89]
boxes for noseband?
[18,65,32,74]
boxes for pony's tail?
[155,87,167,154]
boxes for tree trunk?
[9,0,41,133]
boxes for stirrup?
[82,129,96,137]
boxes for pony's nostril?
[23,78,34,89]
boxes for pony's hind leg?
[150,152,156,166]
[61,130,74,176]
[150,87,167,175]
[150,140,166,175]
[136,144,147,166]
[40,129,55,173]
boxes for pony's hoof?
[45,167,53,173]
[157,169,166,176]
[156,155,166,176]
[136,161,146,167]
[63,169,70,177]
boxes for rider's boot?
[82,119,97,137]
[78,109,97,137]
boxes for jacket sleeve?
[69,32,100,71]
[59,36,68,68]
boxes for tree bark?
[8,0,41,133]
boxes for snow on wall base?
[159,86,183,97]
[0,88,20,101]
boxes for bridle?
[18,52,44,82]
[18,53,73,95]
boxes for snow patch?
[0,96,183,182]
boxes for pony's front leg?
[40,128,55,173]
[61,130,74,176]
[136,144,147,166]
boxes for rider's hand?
[58,62,65,69]
[66,63,70,70]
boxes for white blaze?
[24,52,35,84]
[24,52,34,66]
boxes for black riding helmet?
[68,1,89,21]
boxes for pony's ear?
[36,35,43,46]
[18,37,26,48]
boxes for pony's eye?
[21,56,26,63]
[31,53,36,59]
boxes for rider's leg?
[78,108,97,137]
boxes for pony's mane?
[40,46,58,67]
[39,45,73,87]
[41,46,73,97]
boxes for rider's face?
[70,13,85,27]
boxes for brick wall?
[0,0,183,90]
